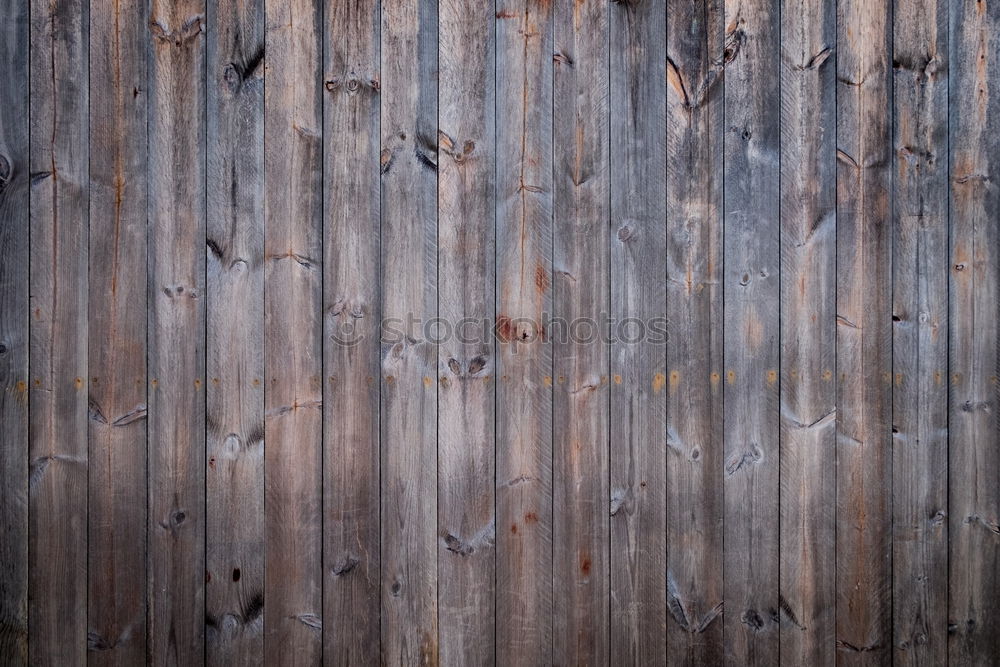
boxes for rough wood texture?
[147,0,207,662]
[665,1,726,663]
[495,0,554,662]
[609,0,667,662]
[27,0,89,662]
[0,0,29,661]
[87,0,148,660]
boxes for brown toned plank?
[495,0,554,662]
[147,0,207,661]
[27,0,89,661]
[87,0,149,660]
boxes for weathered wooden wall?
[1,0,999,664]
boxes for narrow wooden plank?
[551,0,609,663]
[722,0,780,663]
[323,0,381,662]
[379,0,439,662]
[27,0,89,660]
[609,0,667,662]
[263,0,323,662]
[891,0,949,663]
[0,0,29,661]
[495,0,554,662]
[665,1,725,663]
[836,0,893,660]
[777,0,837,663]
[949,0,1000,663]
[87,0,149,659]
[147,0,207,661]
[204,0,266,661]
[437,0,495,662]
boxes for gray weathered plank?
[147,0,207,661]
[27,0,89,660]
[495,0,554,662]
[836,0,893,660]
[609,0,667,661]
[323,0,382,662]
[723,0,780,663]
[379,0,439,662]
[891,0,949,663]
[205,0,266,661]
[949,0,1000,663]
[0,0,29,661]
[87,0,149,660]
[263,0,324,662]
[665,1,725,663]
[437,0,496,662]
[777,0,837,664]
[551,0,609,663]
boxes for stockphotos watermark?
[329,313,669,348]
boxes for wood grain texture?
[665,1,726,663]
[551,0,609,663]
[379,0,439,663]
[836,0,893,661]
[892,0,949,663]
[27,0,89,661]
[495,0,554,662]
[87,0,149,660]
[323,0,382,662]
[949,0,1000,663]
[778,0,837,664]
[263,0,323,662]
[0,0,29,661]
[609,0,667,662]
[147,0,207,661]
[437,0,496,663]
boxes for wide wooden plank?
[551,0,609,663]
[323,0,381,662]
[147,0,207,661]
[665,1,725,663]
[949,0,1000,663]
[891,0,948,663]
[87,0,149,660]
[437,0,496,662]
[777,0,836,664]
[494,0,554,662]
[609,0,667,662]
[379,0,439,662]
[27,0,89,661]
[205,0,266,661]
[836,0,892,660]
[263,0,323,663]
[0,0,29,661]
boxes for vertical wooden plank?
[264,0,323,662]
[722,0,780,663]
[437,0,495,663]
[0,0,29,661]
[323,0,381,662]
[147,0,207,661]
[836,0,892,660]
[891,0,949,663]
[379,0,439,663]
[87,0,148,660]
[778,0,837,664]
[205,0,266,661]
[495,0,554,662]
[665,1,725,663]
[609,0,667,662]
[27,0,89,660]
[551,0,609,663]
[949,0,1000,663]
